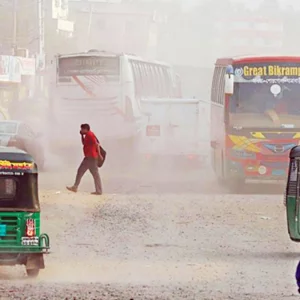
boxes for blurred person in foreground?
[67,123,103,195]
[296,261,300,293]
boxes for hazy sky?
[183,0,300,10]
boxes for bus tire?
[211,149,216,172]
[217,151,226,186]
[221,151,225,178]
[226,179,245,194]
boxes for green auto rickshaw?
[0,147,50,277]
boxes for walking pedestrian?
[67,123,103,195]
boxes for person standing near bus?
[67,123,103,195]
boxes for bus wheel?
[217,176,225,186]
[26,268,40,278]
[216,153,225,186]
[227,179,245,194]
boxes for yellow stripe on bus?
[229,135,260,153]
[250,132,265,139]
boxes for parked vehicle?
[0,120,44,170]
[0,147,50,277]
[137,98,210,165]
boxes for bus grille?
[0,216,19,243]
[263,161,288,169]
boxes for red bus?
[210,56,300,191]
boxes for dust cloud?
[5,0,296,194]
[0,1,295,298]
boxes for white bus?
[50,49,181,153]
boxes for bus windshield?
[229,61,300,129]
[56,55,121,100]
[58,55,120,80]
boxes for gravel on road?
[0,161,294,299]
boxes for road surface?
[0,160,298,299]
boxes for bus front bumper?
[244,178,286,184]
[227,160,287,184]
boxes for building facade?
[68,0,168,59]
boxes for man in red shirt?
[67,124,103,195]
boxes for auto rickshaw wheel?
[26,268,40,278]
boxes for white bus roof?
[57,50,118,58]
[57,50,171,67]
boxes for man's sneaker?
[66,186,77,193]
[91,192,102,195]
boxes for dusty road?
[0,161,298,299]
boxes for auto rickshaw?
[0,146,50,277]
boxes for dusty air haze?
[0,0,298,299]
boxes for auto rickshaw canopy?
[0,147,40,211]
[290,146,300,159]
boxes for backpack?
[95,136,106,168]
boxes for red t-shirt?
[83,131,98,158]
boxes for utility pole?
[87,3,93,48]
[37,0,45,99]
[12,0,18,55]
[37,0,45,70]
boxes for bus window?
[138,62,149,97]
[149,64,158,97]
[217,67,226,104]
[211,69,217,102]
[156,66,164,97]
[163,67,172,97]
[145,63,155,96]
[143,62,152,97]
[166,68,176,97]
[147,64,155,97]
[144,63,155,96]
[136,62,145,94]
[157,66,167,97]
[132,62,140,97]
[174,74,181,98]
[212,67,221,103]
[153,65,163,97]
[153,65,160,97]
[130,61,142,98]
[135,62,145,97]
[161,67,169,97]
[165,68,177,97]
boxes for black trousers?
[74,157,102,193]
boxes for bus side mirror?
[225,73,234,95]
[225,65,234,95]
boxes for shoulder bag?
[95,136,106,168]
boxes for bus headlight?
[258,165,267,175]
